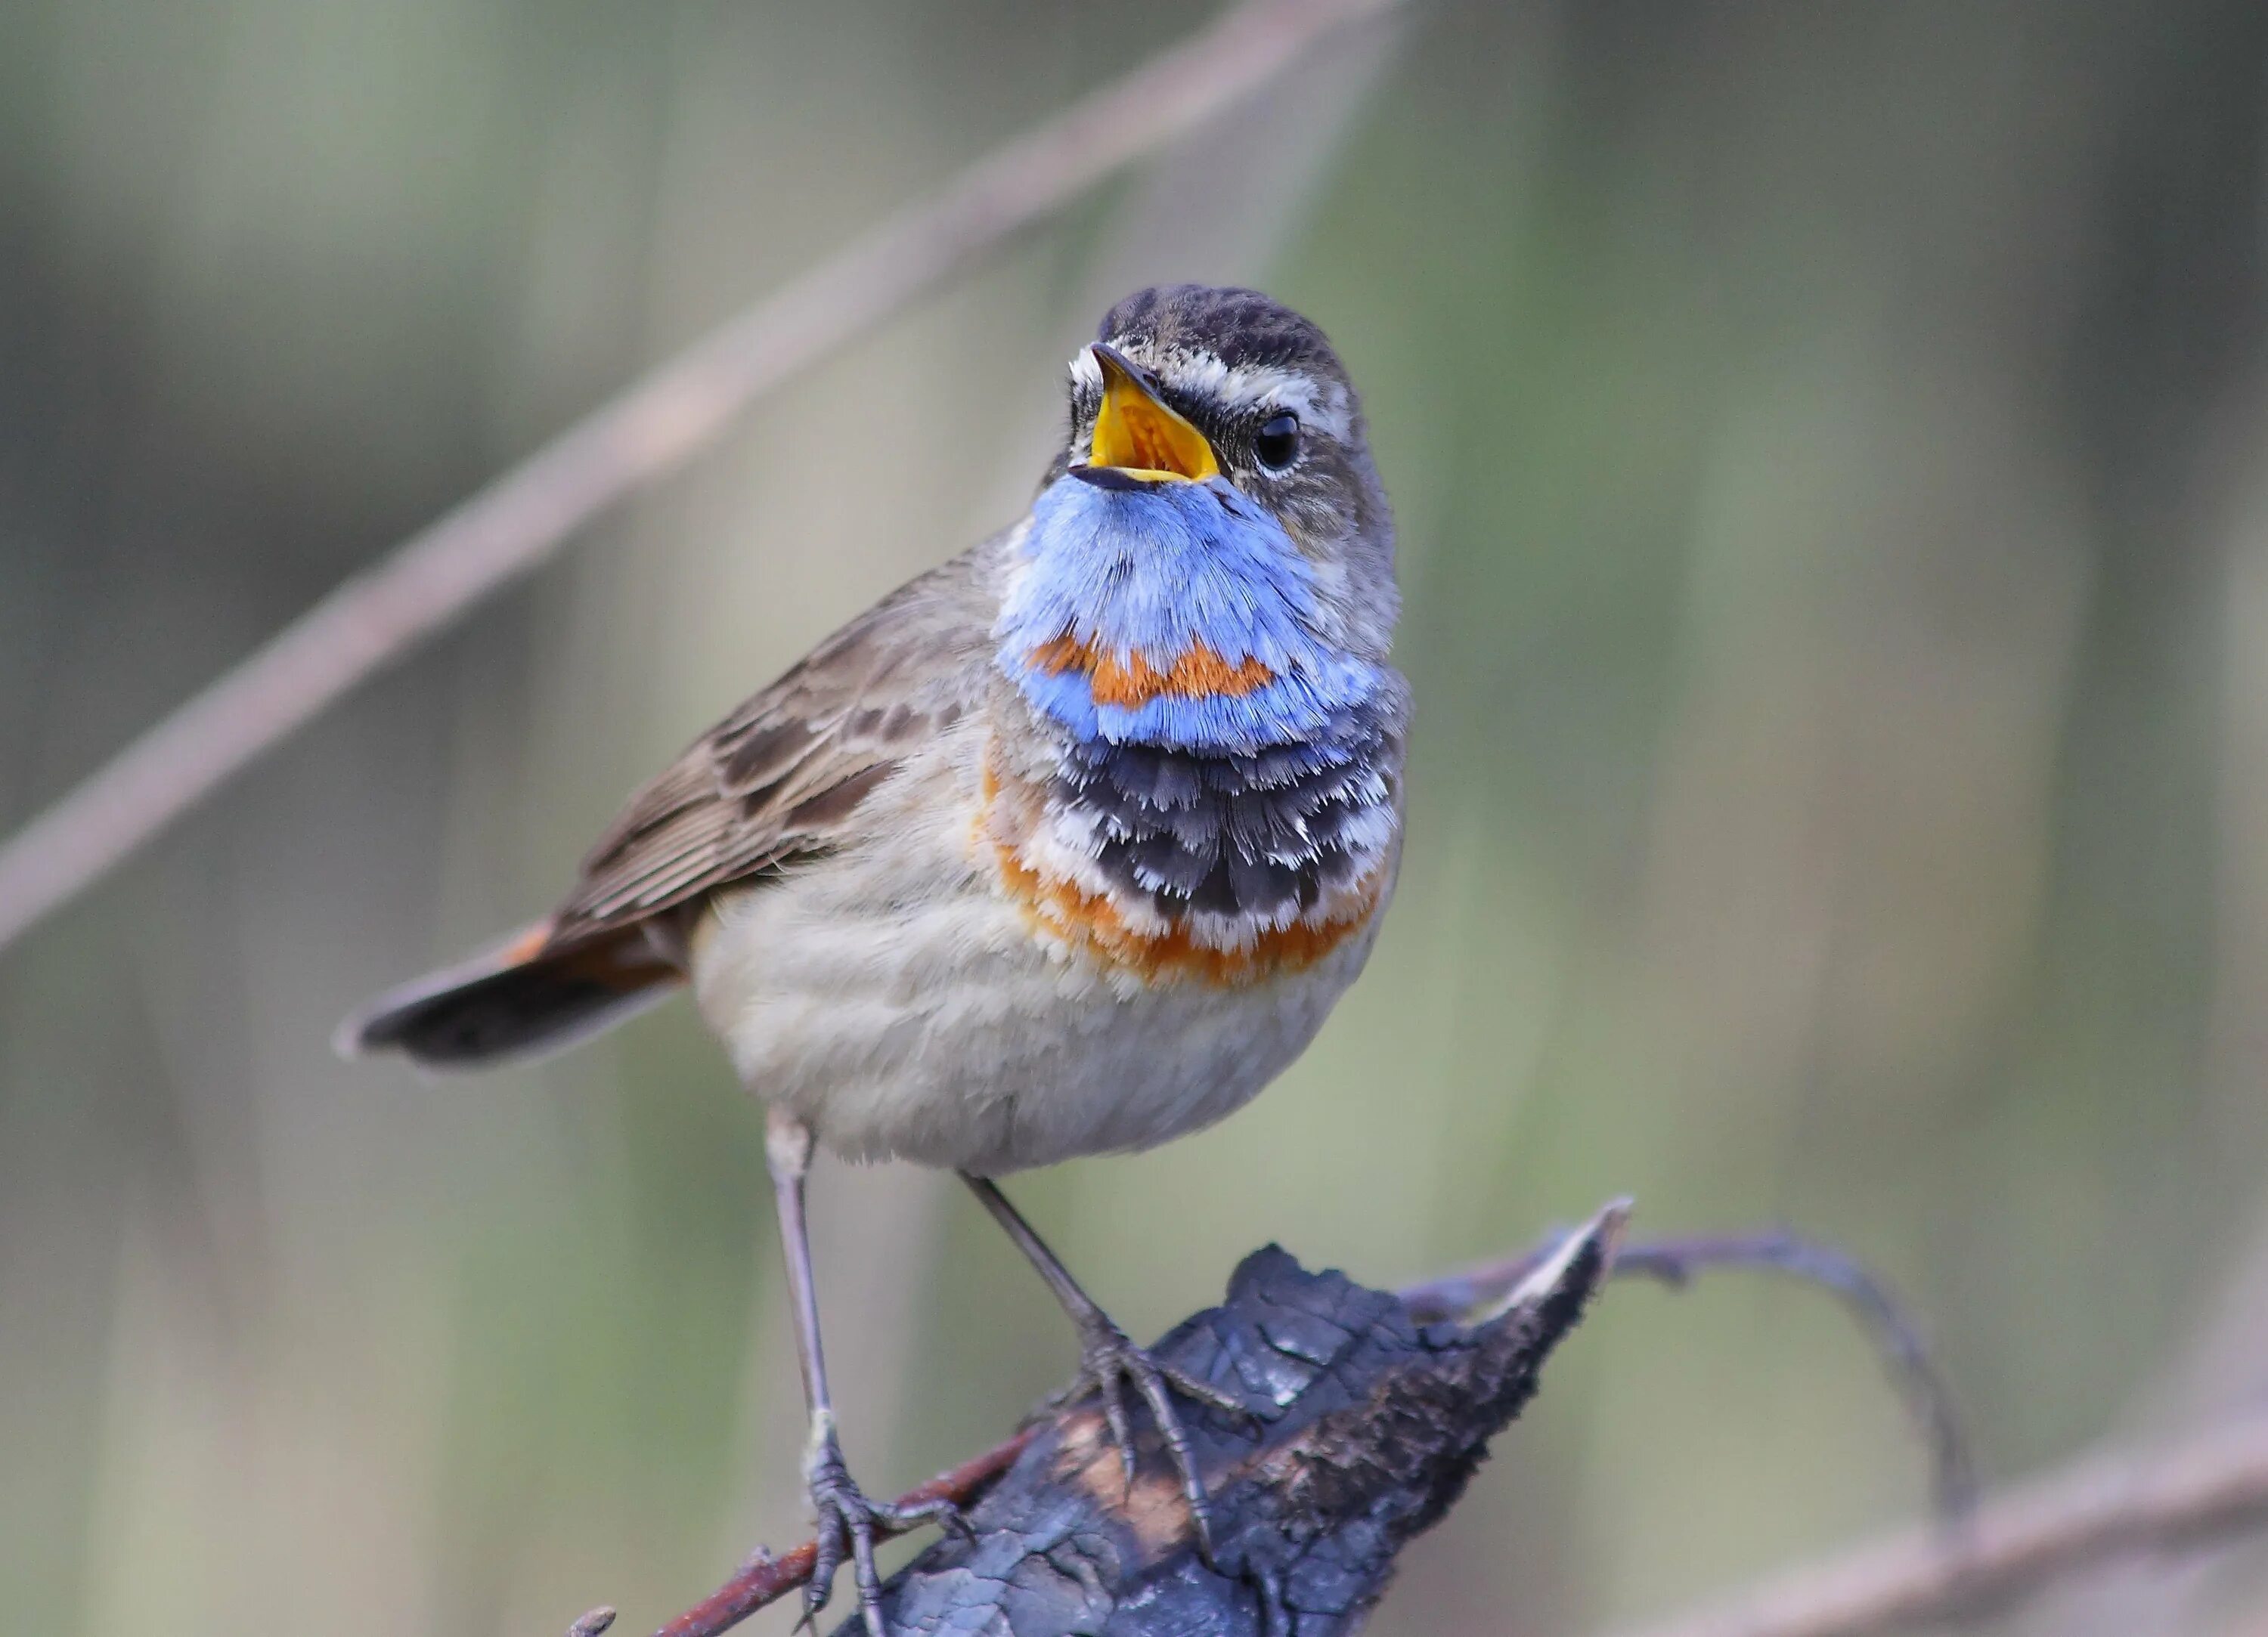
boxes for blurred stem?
[1612,1413,2268,1637]
[0,0,1406,958]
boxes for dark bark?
[841,1206,1620,1636]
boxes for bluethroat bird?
[339,285,1407,1632]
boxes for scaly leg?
[767,1109,960,1634]
[960,1174,1244,1558]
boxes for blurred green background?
[8,2,2268,1632]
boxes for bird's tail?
[335,918,683,1071]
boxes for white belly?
[686,763,1382,1175]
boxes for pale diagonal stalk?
[1608,1413,2268,1637]
[0,0,1405,956]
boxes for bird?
[338,283,1407,1632]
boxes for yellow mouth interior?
[1089,349,1219,482]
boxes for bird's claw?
[800,1432,966,1635]
[1055,1314,1247,1561]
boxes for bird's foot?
[801,1416,969,1635]
[1052,1312,1247,1560]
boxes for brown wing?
[337,546,999,1070]
[544,546,996,948]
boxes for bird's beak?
[1085,343,1219,483]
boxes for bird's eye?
[1253,413,1300,470]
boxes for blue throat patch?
[996,475,1386,754]
[996,474,1398,924]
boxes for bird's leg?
[766,1109,962,1635]
[960,1173,1246,1559]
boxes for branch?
[559,1208,1617,1637]
[1611,1413,2268,1637]
[572,1210,1981,1637]
[0,0,1406,957]
[830,1204,1625,1636]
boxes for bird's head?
[1040,285,1396,659]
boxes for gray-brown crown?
[1097,283,1354,391]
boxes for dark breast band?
[1052,701,1398,924]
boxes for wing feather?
[543,546,996,950]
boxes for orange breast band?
[996,849,1380,986]
[1028,632,1275,709]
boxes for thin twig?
[1610,1413,2268,1637]
[629,1428,1039,1637]
[612,1223,1946,1637]
[1402,1227,1977,1518]
[0,0,1405,957]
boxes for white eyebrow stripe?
[1160,348,1353,442]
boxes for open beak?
[1085,343,1219,483]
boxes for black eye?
[1253,413,1300,470]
